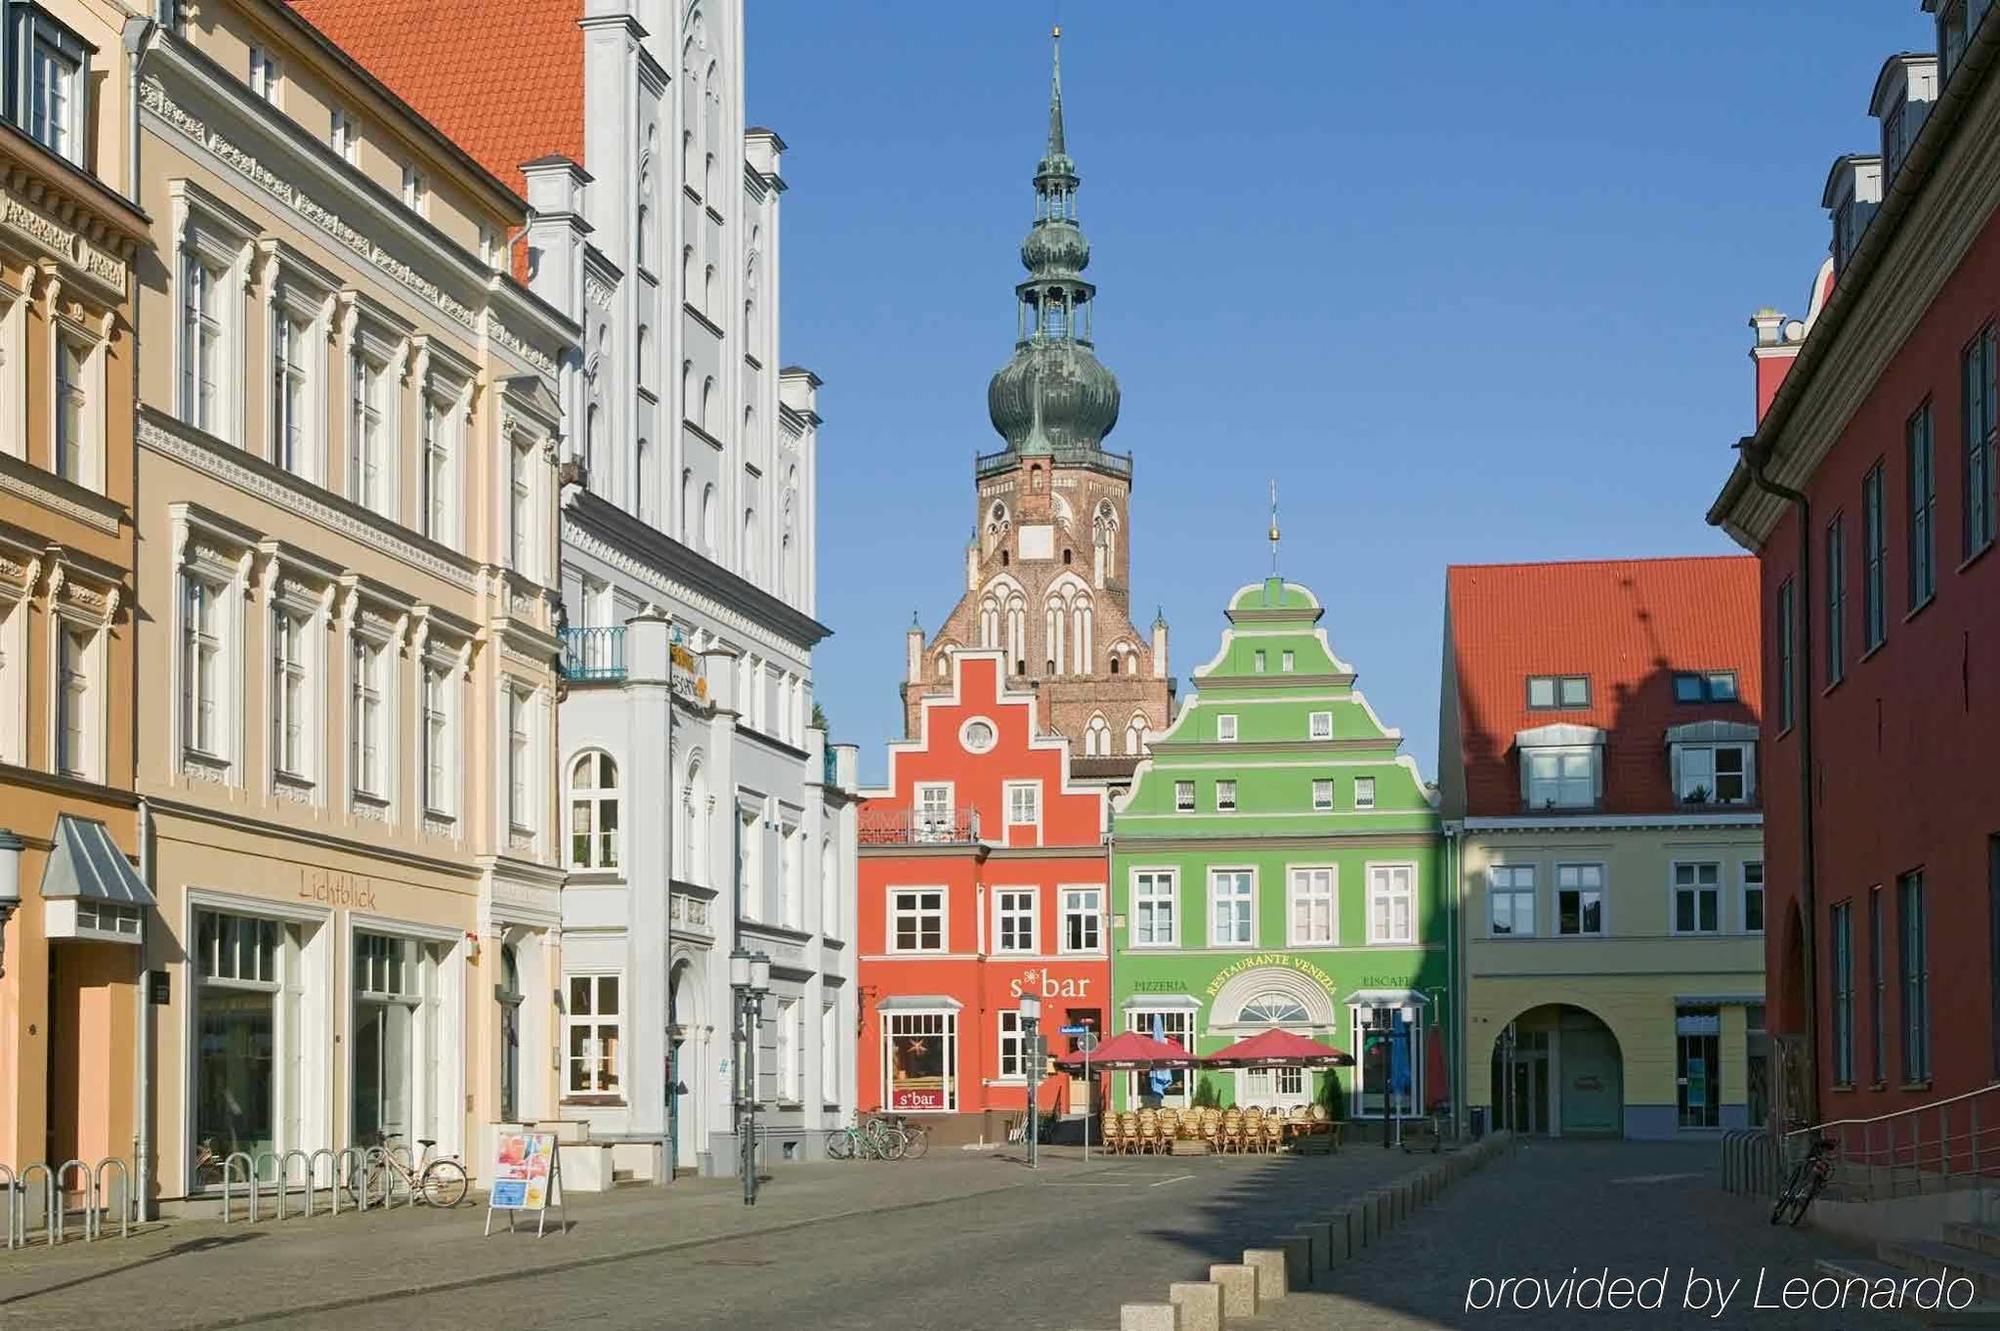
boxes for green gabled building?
[1109,576,1449,1123]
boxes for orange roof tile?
[1444,555,1762,817]
[285,0,585,194]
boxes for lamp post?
[730,948,772,1205]
[1019,995,1041,1169]
[0,828,22,980]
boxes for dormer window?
[1526,675,1589,710]
[1672,670,1738,704]
[1883,96,1908,177]
[1516,723,1604,812]
[10,7,92,166]
[1667,721,1758,806]
[1824,156,1882,278]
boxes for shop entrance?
[1490,1003,1623,1138]
[352,933,425,1147]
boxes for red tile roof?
[284,0,585,194]
[1445,556,1762,817]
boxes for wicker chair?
[1135,1109,1161,1155]
[1265,1117,1287,1153]
[1220,1109,1246,1154]
[1158,1107,1181,1143]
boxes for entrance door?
[498,945,522,1124]
[1676,1007,1721,1128]
[1559,1019,1623,1136]
[1240,1064,1311,1111]
[353,1000,411,1146]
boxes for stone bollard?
[1301,1219,1336,1273]
[1354,1199,1374,1247]
[1328,1208,1355,1258]
[1209,1264,1259,1319]
[1168,1282,1223,1331]
[1120,1303,1182,1331]
[1277,1234,1313,1289]
[1243,1248,1289,1301]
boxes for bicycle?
[1770,1126,1836,1226]
[347,1134,471,1208]
[870,1114,931,1160]
[824,1117,908,1161]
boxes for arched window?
[704,151,716,198]
[1084,714,1110,757]
[1125,713,1150,756]
[744,404,757,440]
[1238,992,1311,1025]
[779,533,791,599]
[703,264,716,316]
[1006,594,1026,672]
[1072,597,1093,673]
[636,325,652,389]
[1109,654,1121,675]
[682,757,709,886]
[683,129,696,183]
[701,482,717,553]
[636,203,651,270]
[681,245,695,297]
[568,751,620,869]
[936,654,948,678]
[680,359,693,421]
[1030,464,1044,492]
[584,403,600,473]
[979,597,999,648]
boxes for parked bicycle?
[346,1134,471,1208]
[825,1116,909,1161]
[869,1114,931,1160]
[1770,1125,1836,1226]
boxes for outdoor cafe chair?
[1265,1117,1287,1152]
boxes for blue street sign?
[1058,1024,1090,1035]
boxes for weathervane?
[1268,479,1281,576]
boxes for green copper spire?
[987,25,1120,456]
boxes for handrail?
[1790,1079,2000,1136]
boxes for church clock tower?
[900,29,1172,789]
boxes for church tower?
[902,29,1172,788]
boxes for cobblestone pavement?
[0,1143,1423,1331]
[1249,1138,1897,1331]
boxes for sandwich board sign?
[485,1130,566,1237]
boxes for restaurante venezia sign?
[1204,953,1340,999]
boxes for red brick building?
[857,653,1108,1143]
[1709,4,2000,1131]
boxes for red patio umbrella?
[1202,1028,1353,1068]
[1051,1030,1196,1070]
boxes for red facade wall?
[1758,197,2000,1121]
[858,654,1109,1137]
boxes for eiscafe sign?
[301,869,378,911]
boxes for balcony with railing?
[560,626,627,682]
[856,806,982,846]
[973,444,1133,482]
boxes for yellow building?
[1440,558,1767,1138]
[0,0,152,1203]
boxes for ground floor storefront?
[1110,948,1450,1119]
[142,809,561,1199]
[1463,979,1767,1139]
[858,955,1110,1145]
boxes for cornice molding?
[1110,831,1442,853]
[0,452,124,536]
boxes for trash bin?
[1469,1106,1488,1139]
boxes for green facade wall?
[1109,577,1449,1119]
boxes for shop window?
[885,1010,955,1111]
[1126,1008,1193,1107]
[193,910,304,1181]
[1675,1006,1721,1128]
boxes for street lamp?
[730,948,772,1206]
[0,828,22,980]
[1019,995,1041,1169]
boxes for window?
[1944,0,1971,79]
[1557,863,1605,936]
[181,576,224,760]
[885,1010,956,1111]
[1253,650,1266,673]
[565,974,621,1095]
[272,608,311,780]
[1308,711,1332,740]
[1870,885,1886,1086]
[1908,403,1936,608]
[401,164,428,215]
[1173,780,1195,812]
[1862,466,1886,651]
[1672,862,1721,935]
[351,351,389,515]
[23,19,86,163]
[913,783,951,842]
[509,440,534,575]
[350,637,386,800]
[507,689,532,830]
[249,46,280,103]
[193,911,299,1167]
[1005,781,1040,831]
[1671,671,1738,703]
[330,106,357,163]
[890,890,944,952]
[1061,887,1102,953]
[1125,1008,1193,1105]
[1312,779,1333,811]
[1215,714,1237,742]
[421,660,451,816]
[1825,515,1847,687]
[1280,651,1295,672]
[421,393,456,542]
[1965,327,1996,556]
[1209,869,1254,946]
[1525,748,1595,809]
[1354,776,1376,810]
[1899,871,1930,1083]
[1830,901,1854,1087]
[54,624,89,777]
[1487,865,1535,937]
[568,752,620,869]
[1132,869,1177,946]
[1776,578,1797,732]
[1287,867,1335,946]
[53,334,89,485]
[181,253,224,434]
[1741,861,1765,935]
[1675,742,1753,804]
[776,999,801,1102]
[1215,780,1236,812]
[1527,675,1589,709]
[821,1004,840,1104]
[273,314,312,476]
[1367,864,1415,945]
[996,889,1036,953]
[997,1010,1026,1080]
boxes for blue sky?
[746,1,1924,783]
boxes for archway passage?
[1489,1003,1623,1138]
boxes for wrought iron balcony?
[973,445,1133,481]
[856,806,982,846]
[560,626,626,682]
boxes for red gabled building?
[857,652,1109,1144]
[1711,4,2000,1137]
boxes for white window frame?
[508,432,540,579]
[1742,860,1765,936]
[1059,885,1102,954]
[1174,780,1194,811]
[1280,651,1295,672]
[1670,860,1723,936]
[1286,865,1337,947]
[1215,780,1237,812]
[420,379,466,545]
[994,887,1037,954]
[330,105,358,163]
[50,615,99,780]
[1524,747,1597,810]
[1673,742,1755,805]
[23,17,87,164]
[349,629,390,806]
[820,1003,840,1105]
[1366,862,1417,946]
[1215,713,1238,743]
[776,998,801,1103]
[1208,868,1256,948]
[419,652,457,820]
[1487,864,1536,938]
[563,972,622,1096]
[1003,780,1041,843]
[248,45,281,103]
[1353,776,1376,810]
[506,685,535,835]
[996,1009,1026,1082]
[1311,778,1334,811]
[51,322,101,490]
[566,750,620,870]
[1555,862,1607,938]
[0,591,25,766]
[176,205,251,445]
[348,330,400,520]
[913,781,952,842]
[1308,710,1332,740]
[888,888,946,954]
[401,163,428,216]
[1,289,25,461]
[1131,868,1178,948]
[269,594,319,790]
[177,550,241,777]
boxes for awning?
[40,815,153,906]
[875,994,962,1012]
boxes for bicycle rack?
[92,1158,132,1240]
[51,1160,92,1244]
[334,1147,368,1213]
[220,1152,257,1224]
[306,1149,341,1216]
[18,1163,53,1246]
[249,1151,285,1220]
[0,1164,15,1249]
[277,1150,316,1218]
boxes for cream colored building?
[128,0,574,1200]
